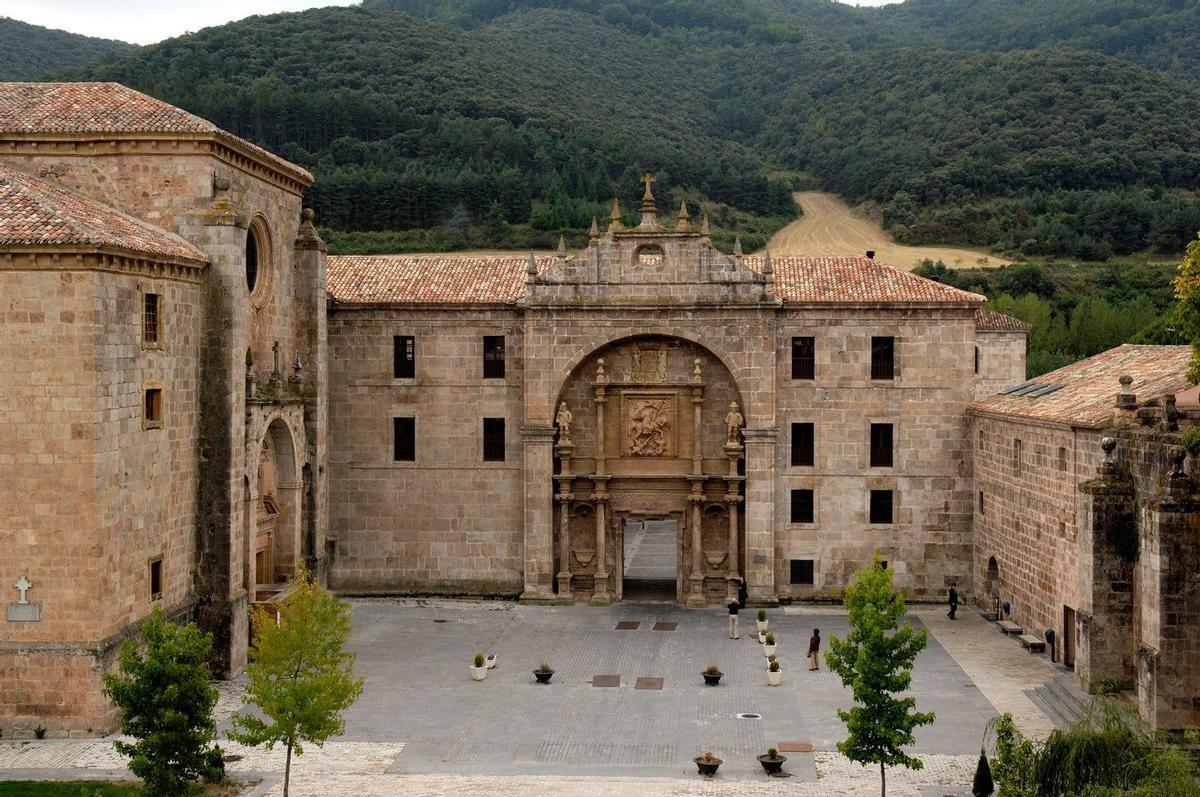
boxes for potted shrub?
[763,633,777,658]
[765,654,777,669]
[767,659,782,686]
[470,652,488,681]
[757,747,787,775]
[758,629,768,644]
[702,662,723,686]
[533,661,555,684]
[485,653,498,669]
[756,609,768,633]
[694,750,722,777]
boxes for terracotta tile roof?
[327,255,539,304]
[757,255,984,305]
[0,82,312,185]
[975,307,1031,332]
[970,344,1193,428]
[327,253,984,306]
[0,163,208,262]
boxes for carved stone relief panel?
[631,343,668,382]
[622,392,676,457]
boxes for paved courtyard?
[0,599,1084,795]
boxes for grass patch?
[0,783,243,797]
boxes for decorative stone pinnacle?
[527,252,538,277]
[677,198,690,220]
[609,198,623,232]
[1169,445,1187,479]
[1101,436,1117,455]
[589,217,599,243]
[692,357,702,382]
[595,357,606,382]
[700,214,710,236]
[733,236,743,257]
[1119,375,1133,387]
[1100,436,1118,477]
[763,250,773,276]
[638,174,658,227]
[556,235,568,258]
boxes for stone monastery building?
[2,83,1197,738]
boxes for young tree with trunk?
[230,565,364,797]
[825,554,935,797]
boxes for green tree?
[825,554,935,797]
[230,566,364,797]
[101,606,222,796]
[1173,231,1200,382]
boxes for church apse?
[552,336,745,606]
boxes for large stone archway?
[551,335,745,606]
[245,411,305,595]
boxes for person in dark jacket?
[808,629,821,671]
[727,597,741,639]
[737,576,748,609]
[948,583,959,620]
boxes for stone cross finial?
[14,576,31,604]
[640,173,656,200]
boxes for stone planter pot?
[758,631,768,644]
[533,669,555,684]
[763,643,777,658]
[485,654,497,669]
[694,756,722,777]
[470,665,487,681]
[756,620,768,633]
[702,671,723,686]
[757,753,787,774]
[767,669,782,686]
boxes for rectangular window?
[978,491,985,515]
[393,335,415,379]
[869,489,894,524]
[791,336,815,380]
[149,557,162,601]
[791,422,814,467]
[483,418,505,462]
[393,417,415,462]
[1014,438,1023,474]
[143,293,160,345]
[1058,446,1068,472]
[790,489,814,524]
[143,388,162,429]
[483,335,506,379]
[871,336,895,380]
[870,423,894,468]
[790,559,815,586]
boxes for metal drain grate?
[736,712,761,719]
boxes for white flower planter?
[485,654,497,669]
[767,669,782,686]
[470,665,488,681]
[763,643,777,657]
[756,620,768,633]
[758,631,768,644]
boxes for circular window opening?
[245,215,272,307]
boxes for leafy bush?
[1181,429,1200,456]
[101,606,221,797]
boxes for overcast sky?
[5,0,902,46]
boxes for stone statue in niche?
[631,345,668,382]
[725,401,744,446]
[555,402,573,442]
[629,399,671,456]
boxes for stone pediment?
[525,175,775,307]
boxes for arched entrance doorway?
[249,418,303,593]
[551,335,745,606]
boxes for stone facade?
[970,345,1200,732]
[0,83,327,737]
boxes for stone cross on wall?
[14,576,30,604]
[640,173,656,198]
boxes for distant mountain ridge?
[0,17,135,81]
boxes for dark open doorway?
[622,518,676,602]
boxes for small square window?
[483,335,506,379]
[393,417,415,462]
[790,559,815,585]
[871,336,895,380]
[790,489,814,524]
[878,560,889,571]
[870,423,894,468]
[143,388,162,429]
[483,418,505,462]
[143,293,160,345]
[791,422,814,467]
[394,335,415,379]
[791,336,815,380]
[149,557,162,601]
[869,489,894,524]
[1057,446,1068,472]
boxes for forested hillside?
[0,17,134,81]
[53,0,1200,261]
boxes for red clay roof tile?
[975,307,1031,332]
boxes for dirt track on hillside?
[758,192,1009,270]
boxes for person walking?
[808,628,821,671]
[948,582,959,620]
[727,596,741,639]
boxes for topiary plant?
[767,747,779,759]
[765,633,776,645]
[769,660,780,672]
[757,609,767,622]
[705,662,721,675]
[473,652,485,668]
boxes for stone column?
[1075,436,1136,692]
[591,490,610,605]
[520,424,557,602]
[742,427,778,605]
[1138,446,1199,733]
[294,210,328,579]
[555,440,574,603]
[687,487,705,607]
[725,443,743,578]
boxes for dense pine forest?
[37,0,1200,263]
[0,17,134,81]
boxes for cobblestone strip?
[914,608,1058,740]
[261,753,974,797]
